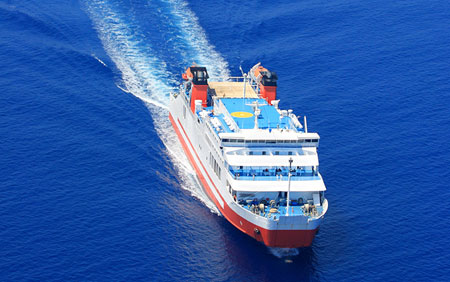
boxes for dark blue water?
[1,0,449,281]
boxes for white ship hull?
[169,85,327,248]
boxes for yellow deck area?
[208,81,258,98]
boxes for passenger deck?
[239,199,324,220]
[229,166,317,181]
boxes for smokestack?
[254,66,278,104]
[184,66,209,112]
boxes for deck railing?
[239,200,324,219]
[229,168,318,181]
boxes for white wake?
[84,0,225,213]
[268,247,300,258]
[84,0,303,257]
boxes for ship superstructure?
[169,63,327,247]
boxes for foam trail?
[268,247,300,258]
[84,0,305,256]
[84,0,220,214]
[163,0,230,78]
[147,104,219,213]
[85,1,175,107]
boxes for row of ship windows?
[221,139,319,144]
[209,152,221,180]
[250,151,293,155]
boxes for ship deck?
[220,98,292,130]
[240,201,324,220]
[208,81,258,98]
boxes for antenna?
[247,100,266,130]
[239,65,245,76]
[243,73,247,100]
[250,101,261,129]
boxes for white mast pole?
[304,116,308,133]
[287,158,293,216]
[243,73,247,101]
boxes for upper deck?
[216,98,295,131]
[175,65,324,189]
[179,65,320,147]
[196,80,319,146]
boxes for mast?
[286,158,293,216]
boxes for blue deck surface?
[220,98,291,130]
[216,114,232,133]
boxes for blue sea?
[1,0,449,281]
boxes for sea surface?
[1,0,449,281]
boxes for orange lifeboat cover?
[183,64,198,80]
[254,66,269,78]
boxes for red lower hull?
[169,113,317,248]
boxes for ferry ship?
[169,63,327,248]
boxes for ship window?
[249,151,253,155]
[275,151,279,155]
[312,139,318,142]
[251,140,258,143]
[222,139,229,142]
[183,106,186,118]
[288,151,293,155]
[258,140,265,143]
[262,151,266,155]
[298,140,304,143]
[229,139,237,143]
[237,139,244,143]
[306,139,312,143]
[267,140,276,143]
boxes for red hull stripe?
[169,113,317,248]
[173,116,225,206]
